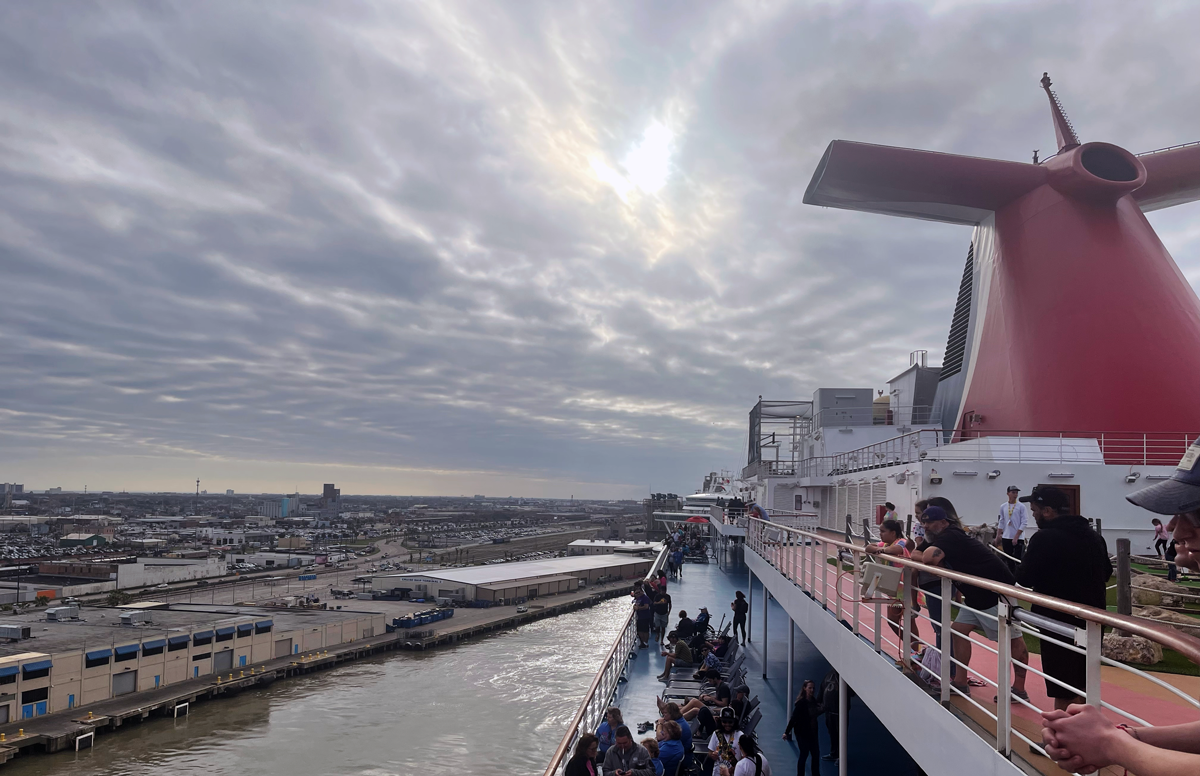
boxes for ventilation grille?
[939,244,974,381]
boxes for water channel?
[6,599,630,776]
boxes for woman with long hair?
[867,518,921,655]
[722,733,772,775]
[731,590,748,644]
[565,734,599,776]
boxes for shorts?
[653,613,669,631]
[954,602,1023,642]
[637,619,652,634]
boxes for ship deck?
[752,539,1200,775]
[608,558,920,775]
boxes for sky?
[2,1,1199,499]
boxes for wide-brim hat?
[1127,437,1200,515]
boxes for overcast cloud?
[1,1,1199,498]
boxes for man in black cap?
[996,485,1030,572]
[1016,486,1112,710]
[1037,440,1200,775]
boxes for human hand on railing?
[1040,705,1121,774]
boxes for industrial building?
[371,555,655,603]
[566,539,660,556]
[0,603,384,723]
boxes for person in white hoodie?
[995,485,1030,571]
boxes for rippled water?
[7,599,629,776]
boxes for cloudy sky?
[2,1,1199,498]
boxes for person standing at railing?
[995,486,1029,572]
[1015,486,1112,711]
[865,518,922,655]
[914,505,1031,702]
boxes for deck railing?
[797,429,1198,478]
[541,545,671,776]
[745,515,1200,770]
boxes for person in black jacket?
[783,679,821,776]
[1016,486,1113,710]
[564,733,599,776]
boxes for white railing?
[744,516,1200,770]
[542,546,671,776]
[798,429,1198,478]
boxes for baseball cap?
[1127,436,1200,515]
[699,606,708,612]
[1006,485,1020,493]
[920,506,949,523]
[719,707,737,721]
[733,684,749,696]
[1019,486,1070,511]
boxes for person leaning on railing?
[1041,436,1200,775]
[912,504,1030,702]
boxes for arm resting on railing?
[1042,704,1200,775]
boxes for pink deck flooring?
[760,543,1200,733]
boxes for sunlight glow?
[622,122,672,192]
[591,121,674,199]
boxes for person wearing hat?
[1038,440,1200,776]
[1127,437,1200,576]
[996,486,1030,572]
[706,706,743,774]
[914,505,1030,701]
[1015,486,1112,710]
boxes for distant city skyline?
[2,3,1199,499]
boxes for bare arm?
[1043,706,1200,775]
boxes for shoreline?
[0,582,633,766]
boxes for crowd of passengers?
[565,525,848,776]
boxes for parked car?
[155,583,170,589]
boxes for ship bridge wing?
[803,140,1047,225]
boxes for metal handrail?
[1137,140,1200,156]
[797,429,1198,478]
[541,545,671,776]
[747,516,1200,661]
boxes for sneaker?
[821,754,836,761]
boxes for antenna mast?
[1040,72,1080,153]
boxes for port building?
[371,555,654,603]
[566,539,660,556]
[0,603,384,723]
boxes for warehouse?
[0,603,384,723]
[566,539,661,556]
[371,554,655,603]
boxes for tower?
[803,74,1200,441]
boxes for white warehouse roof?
[373,554,657,587]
